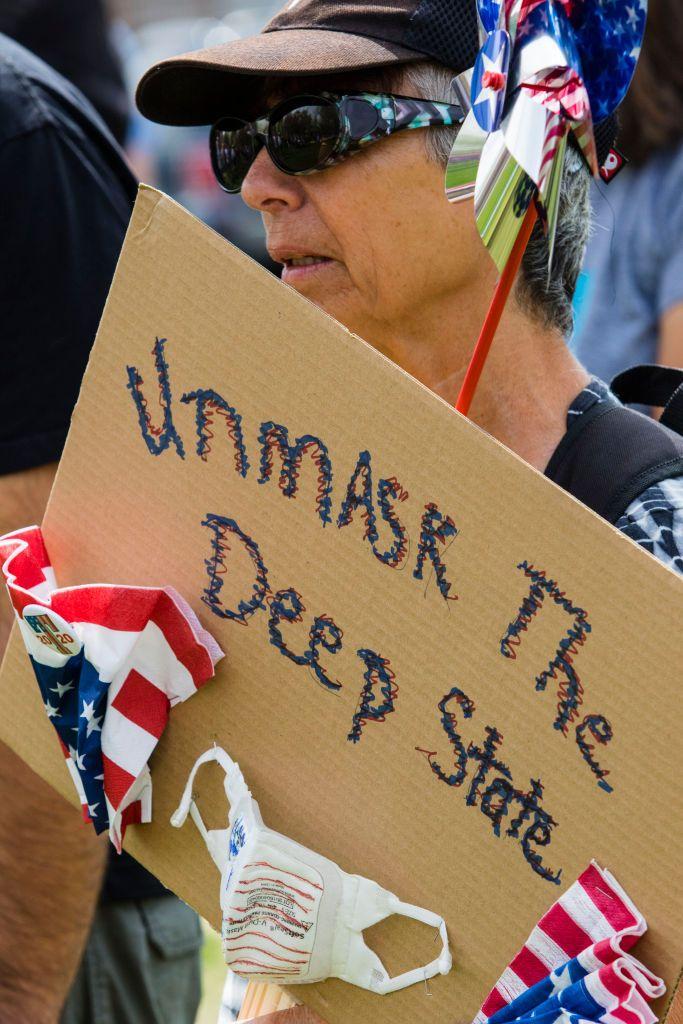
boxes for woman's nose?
[241,146,305,213]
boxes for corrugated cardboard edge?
[665,976,683,1024]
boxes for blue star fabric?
[472,29,512,131]
[30,652,109,831]
[570,0,648,121]
[479,0,504,32]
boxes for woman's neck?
[363,298,591,472]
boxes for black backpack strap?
[545,382,683,524]
[611,364,683,433]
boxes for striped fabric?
[475,862,665,1024]
[0,525,223,851]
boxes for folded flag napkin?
[0,525,223,852]
[476,862,665,1024]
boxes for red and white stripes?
[475,863,664,1024]
[0,525,224,851]
[223,859,323,979]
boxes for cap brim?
[136,28,424,126]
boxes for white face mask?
[172,746,452,994]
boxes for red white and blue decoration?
[474,862,665,1024]
[0,526,223,852]
[563,0,649,122]
[479,0,504,29]
[472,28,512,132]
[446,0,649,272]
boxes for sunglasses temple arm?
[392,101,467,135]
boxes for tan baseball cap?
[136,0,479,126]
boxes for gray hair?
[398,61,591,337]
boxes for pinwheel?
[446,0,648,415]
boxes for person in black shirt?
[0,0,129,145]
[0,33,202,1024]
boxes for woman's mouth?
[280,255,337,284]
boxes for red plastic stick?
[455,202,539,417]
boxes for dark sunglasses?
[209,91,466,194]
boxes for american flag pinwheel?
[446,0,649,273]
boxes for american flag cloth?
[0,525,223,852]
[474,862,665,1024]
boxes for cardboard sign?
[1,186,681,1024]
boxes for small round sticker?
[472,30,511,134]
[23,604,81,657]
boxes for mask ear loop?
[373,900,452,995]
[170,745,239,839]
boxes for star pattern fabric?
[480,0,503,29]
[0,526,224,851]
[572,0,648,122]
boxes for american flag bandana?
[0,526,223,852]
[475,862,665,1024]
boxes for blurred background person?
[115,3,279,271]
[572,0,683,382]
[0,14,203,1024]
[0,0,129,144]
[0,0,279,273]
